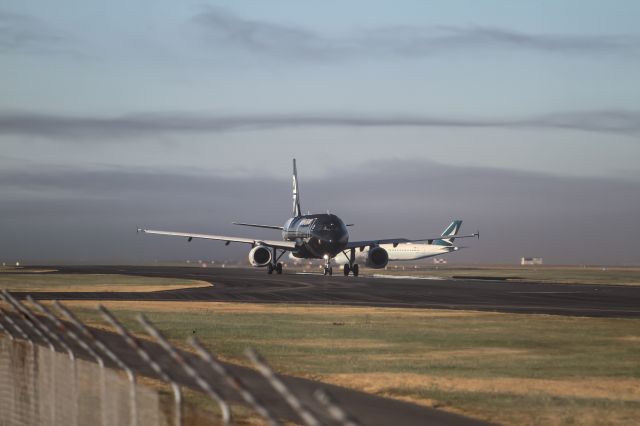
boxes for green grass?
[71,305,640,379]
[58,301,640,425]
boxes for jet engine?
[248,246,272,267]
[365,246,389,269]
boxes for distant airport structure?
[521,257,544,266]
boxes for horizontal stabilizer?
[232,222,284,230]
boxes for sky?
[1,1,639,265]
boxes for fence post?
[0,307,29,341]
[99,305,183,426]
[245,348,321,426]
[28,297,109,426]
[189,337,281,426]
[0,291,55,351]
[137,314,231,425]
[0,313,16,340]
[314,389,361,426]
[27,296,86,360]
[54,301,139,426]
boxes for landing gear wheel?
[267,264,274,274]
[276,262,283,274]
[328,267,333,276]
[352,264,359,277]
[343,264,350,276]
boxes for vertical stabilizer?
[434,220,462,246]
[292,159,302,217]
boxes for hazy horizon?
[2,158,639,266]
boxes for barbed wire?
[0,292,362,426]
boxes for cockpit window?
[315,222,337,231]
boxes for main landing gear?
[267,248,285,275]
[343,263,359,277]
[342,248,359,276]
[267,262,283,275]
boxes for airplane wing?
[346,232,479,250]
[138,228,297,250]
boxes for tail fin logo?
[435,220,462,246]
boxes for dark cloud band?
[1,110,638,140]
[193,6,640,59]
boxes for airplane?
[138,159,479,276]
[332,220,469,266]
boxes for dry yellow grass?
[323,373,640,402]
[57,300,482,316]
[362,347,536,363]
[270,338,395,349]
[14,282,213,292]
[0,272,212,293]
[617,335,640,343]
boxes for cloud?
[192,7,640,59]
[192,7,333,59]
[1,159,640,265]
[1,109,639,140]
[0,9,67,54]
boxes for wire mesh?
[0,300,364,426]
[0,336,167,426]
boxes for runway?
[23,265,640,318]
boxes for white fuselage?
[332,242,458,264]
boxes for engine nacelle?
[365,246,389,269]
[248,246,272,267]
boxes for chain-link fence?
[0,289,482,426]
[0,337,166,426]
[0,289,367,426]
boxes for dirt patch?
[269,338,395,349]
[0,281,212,293]
[365,347,534,362]
[56,300,486,317]
[323,373,640,402]
[616,335,640,343]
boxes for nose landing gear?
[323,255,333,276]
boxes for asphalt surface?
[22,265,640,317]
